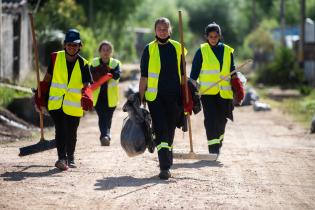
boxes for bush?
[256,46,304,87]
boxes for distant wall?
[0,1,32,83]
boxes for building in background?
[303,18,315,86]
[1,0,32,83]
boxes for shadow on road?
[172,160,223,169]
[95,175,176,199]
[0,165,62,181]
[95,175,173,191]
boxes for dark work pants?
[95,102,116,140]
[49,109,80,161]
[201,94,228,152]
[148,94,181,170]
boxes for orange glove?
[34,81,50,110]
[81,86,93,111]
[181,84,193,115]
[231,77,245,105]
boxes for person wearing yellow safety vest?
[90,40,121,146]
[139,17,186,180]
[35,29,93,171]
[190,22,244,159]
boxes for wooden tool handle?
[179,10,194,153]
[29,12,45,141]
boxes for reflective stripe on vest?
[145,39,186,102]
[92,57,120,107]
[199,43,234,99]
[48,50,88,117]
[208,134,224,146]
[156,142,172,152]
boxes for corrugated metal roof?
[2,0,27,11]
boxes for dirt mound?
[0,108,33,143]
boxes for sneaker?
[100,136,110,146]
[67,158,76,168]
[55,159,69,171]
[158,169,171,180]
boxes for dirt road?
[1,82,315,209]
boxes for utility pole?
[251,0,257,29]
[0,0,2,78]
[280,0,286,46]
[89,0,94,29]
[299,0,305,66]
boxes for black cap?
[205,22,221,36]
[64,29,81,44]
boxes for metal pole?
[299,0,305,66]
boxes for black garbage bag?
[187,78,202,114]
[120,93,155,157]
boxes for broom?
[19,13,55,156]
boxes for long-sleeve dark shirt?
[190,42,235,120]
[140,41,183,96]
[190,42,235,80]
[91,58,120,108]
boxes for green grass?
[257,87,315,128]
[0,87,32,107]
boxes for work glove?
[34,81,50,111]
[81,86,94,111]
[231,76,245,105]
[181,84,193,115]
[91,64,110,82]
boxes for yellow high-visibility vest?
[91,57,120,107]
[48,50,88,117]
[199,43,234,99]
[145,39,186,101]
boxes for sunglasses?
[66,43,80,48]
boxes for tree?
[34,0,86,32]
[179,0,238,46]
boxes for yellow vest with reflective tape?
[91,57,120,107]
[48,50,88,117]
[199,43,234,99]
[145,39,185,101]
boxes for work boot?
[55,159,69,171]
[100,136,110,146]
[208,144,221,160]
[208,144,221,154]
[158,169,171,180]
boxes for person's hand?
[34,81,49,111]
[81,86,93,111]
[231,76,245,105]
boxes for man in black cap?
[35,29,93,170]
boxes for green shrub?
[256,46,304,87]
[0,87,31,107]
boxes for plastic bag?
[120,116,147,157]
[120,93,155,157]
